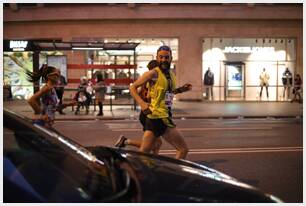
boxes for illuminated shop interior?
[202,38,296,101]
[4,38,178,101]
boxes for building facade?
[3,3,303,101]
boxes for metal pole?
[133,49,137,110]
[33,51,40,93]
[276,61,279,101]
[243,64,246,100]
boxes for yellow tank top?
[147,67,176,119]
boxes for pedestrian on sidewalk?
[55,70,67,115]
[26,65,60,128]
[129,45,192,159]
[74,76,92,115]
[203,67,214,100]
[93,72,106,116]
[291,73,302,103]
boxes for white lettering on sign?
[223,47,275,54]
[10,40,28,51]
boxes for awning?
[3,39,139,51]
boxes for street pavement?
[3,99,303,120]
[3,100,303,203]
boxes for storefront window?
[3,51,66,100]
[81,38,178,104]
[202,38,296,101]
[82,38,178,83]
[98,38,178,76]
[4,52,34,100]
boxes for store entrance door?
[224,61,245,100]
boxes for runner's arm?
[173,83,192,94]
[130,69,157,111]
[28,84,53,120]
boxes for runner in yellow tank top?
[115,60,163,154]
[115,60,191,156]
[146,66,176,119]
[129,45,192,159]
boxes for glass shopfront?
[85,38,178,78]
[82,38,178,104]
[3,38,178,102]
[4,52,34,100]
[202,38,296,101]
[3,50,64,100]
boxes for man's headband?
[157,45,172,54]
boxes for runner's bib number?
[165,91,174,107]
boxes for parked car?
[3,109,282,203]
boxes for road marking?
[56,120,97,123]
[161,146,302,152]
[158,146,303,155]
[111,127,273,132]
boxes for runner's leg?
[139,130,156,153]
[126,139,142,147]
[162,127,189,159]
[152,137,162,155]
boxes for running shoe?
[115,135,127,148]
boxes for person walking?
[26,65,60,128]
[129,45,192,159]
[93,73,106,116]
[55,70,67,114]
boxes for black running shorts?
[139,111,146,131]
[144,117,176,137]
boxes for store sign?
[223,46,275,54]
[9,40,28,51]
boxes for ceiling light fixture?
[72,47,103,50]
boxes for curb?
[172,115,303,119]
[54,115,303,121]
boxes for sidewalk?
[3,100,303,120]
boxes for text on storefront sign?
[9,41,28,51]
[223,47,275,54]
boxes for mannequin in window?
[259,68,270,100]
[203,67,214,100]
[282,67,293,100]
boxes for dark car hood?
[89,147,281,203]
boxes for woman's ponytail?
[25,68,42,83]
[25,65,56,83]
